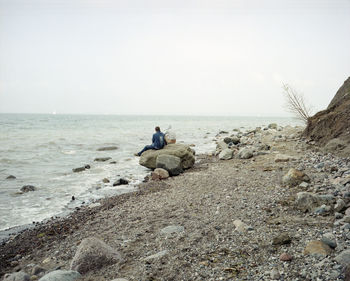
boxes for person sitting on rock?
[135,126,166,156]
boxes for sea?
[0,114,301,236]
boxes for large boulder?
[303,77,350,156]
[70,237,122,274]
[156,155,183,176]
[139,144,195,170]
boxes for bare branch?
[282,83,312,124]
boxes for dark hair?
[155,126,160,131]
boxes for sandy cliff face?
[303,77,350,155]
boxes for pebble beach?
[1,125,350,281]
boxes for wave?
[61,150,76,155]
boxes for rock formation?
[304,77,350,155]
[139,144,195,170]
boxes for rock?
[233,220,251,233]
[139,144,195,170]
[113,178,129,186]
[255,143,270,151]
[335,212,344,219]
[268,123,278,130]
[219,149,233,160]
[335,249,350,266]
[160,225,184,235]
[156,154,183,176]
[6,175,16,180]
[274,154,291,162]
[143,250,168,261]
[229,136,240,145]
[270,268,280,280]
[97,146,118,151]
[321,233,337,249]
[216,141,229,151]
[84,164,90,169]
[31,266,46,276]
[102,178,110,183]
[299,181,309,188]
[20,185,36,193]
[238,148,253,159]
[110,279,128,281]
[272,233,291,245]
[70,237,122,274]
[335,199,346,212]
[151,168,169,180]
[314,204,331,216]
[38,270,81,281]
[279,253,293,261]
[72,167,85,173]
[345,265,350,281]
[94,157,112,162]
[303,240,333,256]
[282,168,310,187]
[295,192,335,213]
[3,271,30,281]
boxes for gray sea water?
[0,114,301,232]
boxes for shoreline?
[2,126,350,280]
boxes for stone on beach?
[97,146,118,151]
[139,144,195,170]
[303,240,333,256]
[295,192,335,213]
[70,237,122,274]
[335,249,350,267]
[113,178,129,186]
[272,233,292,245]
[279,253,293,261]
[6,175,16,180]
[38,270,81,281]
[238,147,253,159]
[219,148,233,160]
[143,250,168,261]
[268,123,278,130]
[156,154,183,176]
[274,154,292,162]
[233,219,251,233]
[151,168,169,180]
[282,168,310,187]
[160,225,184,235]
[3,271,30,281]
[72,167,85,173]
[20,185,36,193]
[94,157,112,162]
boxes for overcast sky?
[0,0,349,116]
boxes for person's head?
[155,126,160,132]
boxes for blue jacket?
[152,131,165,149]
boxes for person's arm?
[152,133,156,144]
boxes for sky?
[0,0,349,116]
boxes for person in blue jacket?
[135,126,166,156]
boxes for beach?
[1,125,350,281]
